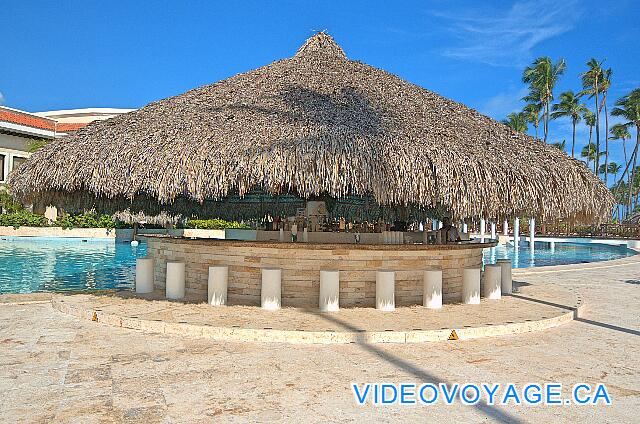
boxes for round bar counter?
[144,236,497,307]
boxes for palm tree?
[608,162,621,182]
[551,140,566,152]
[522,57,566,143]
[610,123,631,174]
[609,125,631,223]
[502,112,528,133]
[580,59,606,176]
[611,180,629,222]
[601,68,613,185]
[612,88,640,217]
[629,167,640,211]
[584,110,596,153]
[581,143,602,172]
[551,91,587,158]
[522,102,542,141]
[598,161,621,179]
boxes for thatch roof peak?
[294,31,346,60]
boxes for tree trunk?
[571,120,576,157]
[594,76,601,174]
[544,100,549,143]
[627,126,639,217]
[604,98,609,186]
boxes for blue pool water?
[0,237,147,294]
[483,241,636,269]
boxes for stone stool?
[376,270,395,311]
[261,268,282,310]
[208,265,228,306]
[166,261,185,299]
[423,269,442,309]
[483,264,502,300]
[319,270,340,312]
[462,267,481,305]
[135,257,154,294]
[496,259,512,294]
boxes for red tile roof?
[55,122,88,132]
[0,109,55,131]
[0,108,89,134]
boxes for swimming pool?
[0,237,147,294]
[0,237,636,294]
[483,241,636,269]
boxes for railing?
[541,223,640,239]
[468,222,640,239]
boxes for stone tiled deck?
[2,256,639,422]
[48,276,581,343]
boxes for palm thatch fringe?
[9,32,614,223]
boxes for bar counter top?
[141,234,498,250]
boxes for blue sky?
[2,0,639,173]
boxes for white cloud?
[612,80,640,97]
[479,87,528,120]
[431,0,581,67]
[0,91,4,105]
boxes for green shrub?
[27,138,50,152]
[184,218,249,230]
[0,192,26,214]
[0,210,48,228]
[53,213,123,229]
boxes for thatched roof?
[9,32,613,222]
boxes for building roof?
[0,106,58,138]
[0,106,133,139]
[8,32,614,222]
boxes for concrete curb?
[50,295,585,345]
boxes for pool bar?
[138,235,508,309]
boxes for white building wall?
[0,133,32,185]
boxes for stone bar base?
[146,236,490,308]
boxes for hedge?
[0,210,248,231]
